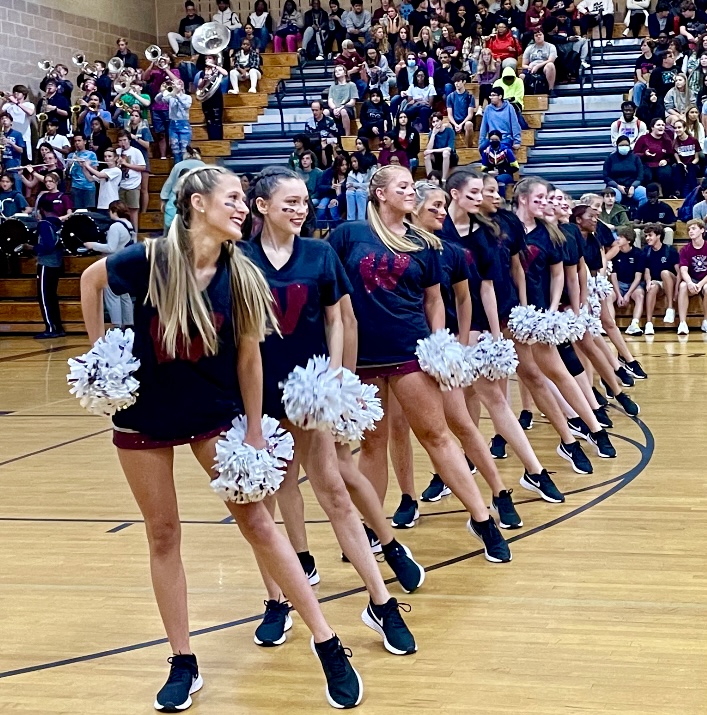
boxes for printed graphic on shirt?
[360,252,410,292]
[271,284,309,335]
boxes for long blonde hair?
[367,165,443,252]
[145,166,277,359]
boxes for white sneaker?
[677,321,689,335]
[664,308,675,323]
[644,321,654,335]
[625,319,642,335]
[702,319,707,332]
[248,87,257,93]
[622,28,630,37]
[228,89,239,94]
[316,54,324,60]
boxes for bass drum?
[0,215,39,255]
[60,211,114,253]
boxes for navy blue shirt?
[439,239,471,334]
[329,221,442,366]
[521,221,564,310]
[106,243,243,440]
[635,200,677,225]
[242,235,351,419]
[575,228,603,273]
[560,223,583,307]
[643,243,679,280]
[612,246,646,284]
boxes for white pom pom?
[580,305,602,336]
[211,415,295,503]
[532,309,573,345]
[416,328,476,390]
[563,310,587,342]
[467,332,519,380]
[67,328,141,417]
[508,304,541,344]
[588,274,614,300]
[280,355,343,430]
[588,293,601,318]
[332,369,384,443]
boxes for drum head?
[0,216,38,254]
[61,212,103,252]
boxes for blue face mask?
[407,59,417,68]
[618,145,630,156]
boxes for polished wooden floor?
[1,333,705,715]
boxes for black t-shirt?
[178,14,205,35]
[643,242,679,279]
[328,221,442,366]
[42,95,70,135]
[649,65,677,97]
[636,200,677,224]
[439,239,472,335]
[520,222,564,310]
[494,209,524,319]
[612,246,646,284]
[242,235,351,420]
[576,229,603,272]
[106,243,243,440]
[634,53,656,77]
[560,223,583,306]
[596,220,616,248]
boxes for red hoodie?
[487,32,522,61]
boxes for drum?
[60,211,113,253]
[0,215,39,255]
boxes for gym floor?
[0,334,704,714]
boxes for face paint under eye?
[224,201,237,209]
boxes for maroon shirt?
[633,132,674,168]
[679,240,707,282]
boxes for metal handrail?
[274,78,287,135]
[296,50,311,104]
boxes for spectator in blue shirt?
[478,85,521,152]
[424,112,458,181]
[445,73,476,148]
[67,134,98,209]
[1,112,26,192]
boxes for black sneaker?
[600,378,615,400]
[489,434,508,459]
[361,598,416,655]
[491,489,523,529]
[519,469,565,503]
[420,473,452,502]
[298,551,320,586]
[465,455,477,474]
[342,525,382,563]
[518,410,534,430]
[382,540,425,593]
[593,406,613,429]
[311,635,363,708]
[254,600,293,646]
[557,441,593,475]
[154,654,203,712]
[615,366,634,388]
[619,356,647,379]
[592,386,608,407]
[392,494,420,528]
[588,429,617,458]
[615,391,640,417]
[567,417,591,441]
[467,516,512,562]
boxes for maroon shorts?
[113,424,230,450]
[357,359,422,381]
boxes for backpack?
[678,184,701,222]
[524,71,549,96]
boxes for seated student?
[648,1,672,39]
[328,64,358,135]
[600,188,631,226]
[395,110,421,169]
[315,152,349,227]
[672,117,700,197]
[167,0,206,55]
[475,48,502,113]
[249,0,274,48]
[492,65,525,119]
[392,68,435,130]
[334,39,368,99]
[213,0,244,48]
[603,136,647,206]
[357,88,391,140]
[296,149,324,198]
[522,29,558,97]
[634,182,677,245]
[478,85,521,151]
[486,19,523,69]
[345,153,374,220]
[0,172,30,217]
[524,0,548,43]
[424,112,457,180]
[346,0,372,45]
[476,1,498,36]
[379,131,410,166]
[677,217,707,334]
[692,183,707,220]
[363,46,394,100]
[677,0,707,44]
[446,73,475,148]
[274,0,304,53]
[287,133,311,170]
[633,118,676,197]
[576,0,614,44]
[611,225,647,335]
[302,0,329,58]
[642,222,680,333]
[433,50,458,98]
[305,100,339,168]
[610,101,648,148]
[229,37,263,94]
[648,51,677,100]
[480,129,519,194]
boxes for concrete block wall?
[0,0,157,98]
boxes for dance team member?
[512,177,617,464]
[242,167,420,658]
[329,165,512,563]
[79,166,361,712]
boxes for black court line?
[0,418,654,681]
[106,523,133,534]
[0,344,83,363]
[0,429,112,468]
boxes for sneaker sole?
[420,487,452,503]
[519,475,565,504]
[519,421,533,430]
[392,508,421,528]
[490,450,508,459]
[587,437,616,459]
[254,614,293,647]
[308,570,321,586]
[309,637,364,709]
[360,608,417,655]
[154,674,203,712]
[556,444,592,475]
[393,544,426,593]
[466,519,512,562]
[489,502,523,529]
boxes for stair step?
[0,277,80,299]
[0,300,84,323]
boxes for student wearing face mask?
[603,135,648,207]
[480,129,518,195]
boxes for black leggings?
[627,11,645,38]
[579,13,615,41]
[203,92,224,141]
[37,264,63,333]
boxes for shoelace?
[379,600,412,628]
[325,642,354,680]
[165,656,196,684]
[262,600,290,625]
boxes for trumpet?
[160,80,176,97]
[37,59,55,75]
[114,97,130,111]
[72,52,86,68]
[107,57,124,74]
[70,104,82,114]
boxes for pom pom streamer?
[588,274,614,301]
[211,415,295,503]
[563,310,587,342]
[332,369,384,443]
[416,328,476,390]
[467,332,519,381]
[67,328,140,417]
[280,355,343,430]
[580,304,602,336]
[533,309,573,345]
[508,304,541,344]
